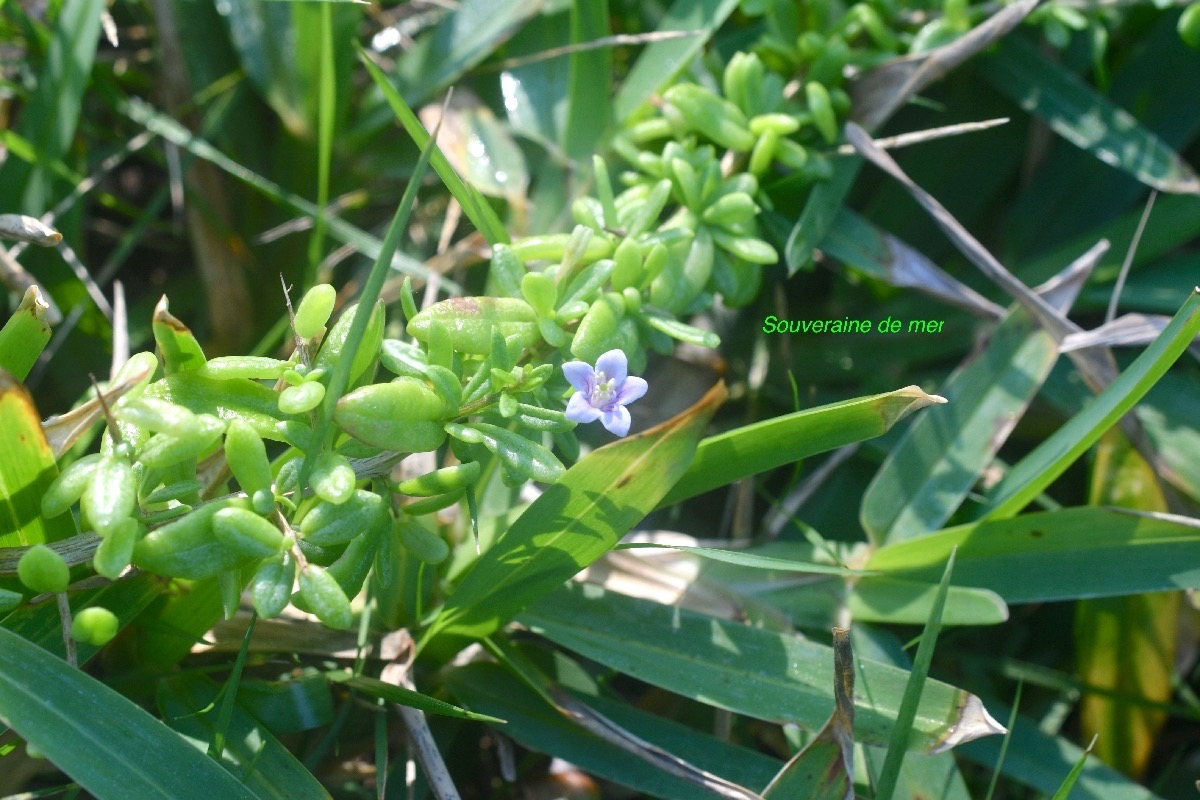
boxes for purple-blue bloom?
[562,349,648,437]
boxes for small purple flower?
[562,350,648,437]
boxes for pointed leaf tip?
[931,694,1008,754]
[881,385,948,429]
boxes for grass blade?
[0,624,257,799]
[116,97,443,288]
[866,506,1200,603]
[0,0,104,212]
[358,47,509,247]
[979,35,1200,195]
[520,582,1004,754]
[984,287,1200,519]
[659,385,945,508]
[873,549,959,799]
[447,660,782,797]
[861,306,1058,544]
[298,99,444,487]
[158,673,332,800]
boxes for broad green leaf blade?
[0,286,53,381]
[615,542,872,578]
[979,35,1200,195]
[0,625,257,800]
[0,0,104,212]
[1139,372,1200,510]
[762,628,855,800]
[325,671,504,723]
[158,674,331,800]
[866,506,1200,603]
[236,672,334,734]
[1077,432,1175,777]
[421,383,727,659]
[848,578,1008,626]
[659,385,945,509]
[861,306,1058,545]
[613,0,740,123]
[0,370,75,547]
[358,47,510,247]
[520,582,1004,753]
[447,661,781,798]
[984,287,1200,519]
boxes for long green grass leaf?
[0,625,257,799]
[358,47,510,247]
[659,385,944,508]
[448,661,781,797]
[861,306,1058,544]
[393,0,542,105]
[116,97,444,288]
[613,0,740,123]
[158,673,331,800]
[866,506,1200,602]
[979,34,1200,195]
[960,717,1158,800]
[984,287,1200,519]
[873,550,958,799]
[325,671,503,723]
[0,0,104,212]
[520,582,1004,753]
[299,103,442,487]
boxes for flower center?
[591,371,617,407]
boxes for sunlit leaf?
[421,383,727,659]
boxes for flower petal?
[594,350,627,385]
[565,392,602,424]
[600,404,631,437]
[614,375,648,405]
[562,361,596,394]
